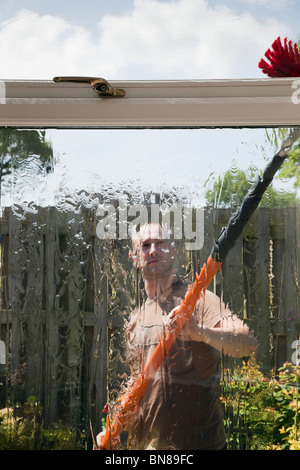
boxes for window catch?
[53,76,126,97]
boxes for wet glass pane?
[0,127,299,450]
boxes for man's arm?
[173,313,257,358]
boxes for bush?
[0,396,86,450]
[221,356,300,450]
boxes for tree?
[205,168,250,208]
[205,167,298,209]
[0,129,54,189]
[264,127,300,190]
[278,144,300,189]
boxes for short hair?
[130,222,171,251]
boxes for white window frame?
[0,77,299,128]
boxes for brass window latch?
[53,76,126,97]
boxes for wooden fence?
[0,205,299,435]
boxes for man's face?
[135,224,175,280]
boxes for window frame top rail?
[0,77,299,128]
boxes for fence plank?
[8,208,30,400]
[243,208,272,369]
[21,209,45,401]
[271,208,287,367]
[221,236,244,318]
[89,237,108,434]
[44,207,59,425]
[283,208,300,362]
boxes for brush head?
[259,36,300,77]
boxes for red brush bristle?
[259,36,300,77]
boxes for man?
[98,222,256,450]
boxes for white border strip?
[0,81,6,105]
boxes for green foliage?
[205,167,251,208]
[279,145,300,189]
[205,167,298,209]
[0,396,85,450]
[264,128,300,190]
[205,127,300,208]
[0,128,54,185]
[222,357,300,450]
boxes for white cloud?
[0,9,99,79]
[96,0,290,79]
[0,0,292,80]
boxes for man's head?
[130,223,176,280]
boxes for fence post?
[44,207,59,424]
[8,207,45,402]
[243,208,272,370]
[284,207,300,364]
[89,237,108,436]
[218,208,245,319]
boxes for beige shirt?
[125,281,230,450]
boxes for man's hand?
[164,307,203,342]
[93,430,105,450]
[165,309,257,356]
[179,314,203,342]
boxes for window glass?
[0,127,299,450]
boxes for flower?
[258,36,300,77]
[102,403,109,414]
